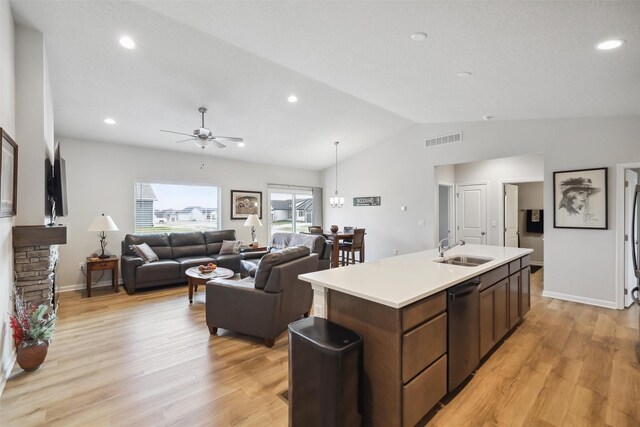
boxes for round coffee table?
[185,266,235,303]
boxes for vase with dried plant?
[9,293,57,372]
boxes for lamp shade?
[244,214,262,227]
[88,214,119,232]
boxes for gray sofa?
[121,230,242,294]
[240,232,331,277]
[206,246,319,347]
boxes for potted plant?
[9,293,56,371]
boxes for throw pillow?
[130,243,159,263]
[219,240,242,255]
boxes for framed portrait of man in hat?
[553,167,608,229]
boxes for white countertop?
[299,244,533,309]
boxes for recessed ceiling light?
[237,142,246,148]
[410,32,428,42]
[482,115,494,121]
[119,36,136,49]
[104,118,116,125]
[287,95,298,103]
[457,72,472,77]
[596,39,625,50]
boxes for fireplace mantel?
[13,225,67,247]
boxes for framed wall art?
[0,128,18,218]
[553,167,607,229]
[230,190,262,220]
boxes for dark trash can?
[288,317,363,427]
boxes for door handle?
[481,231,486,235]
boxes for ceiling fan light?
[193,139,211,149]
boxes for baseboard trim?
[541,290,617,310]
[530,261,543,267]
[58,280,123,293]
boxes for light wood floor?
[0,269,638,426]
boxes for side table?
[86,256,119,297]
[241,245,268,252]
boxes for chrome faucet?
[438,238,465,258]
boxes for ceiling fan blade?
[175,138,196,143]
[211,136,243,143]
[160,129,196,138]
[210,139,226,149]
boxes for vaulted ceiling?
[10,1,640,170]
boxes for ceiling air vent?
[424,131,462,148]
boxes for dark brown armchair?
[205,246,319,347]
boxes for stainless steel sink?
[433,255,494,267]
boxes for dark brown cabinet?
[480,256,531,360]
[508,272,521,329]
[328,289,447,427]
[520,266,531,316]
[480,277,509,358]
[326,254,532,426]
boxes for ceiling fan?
[161,107,243,149]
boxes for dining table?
[323,232,365,268]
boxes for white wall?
[0,0,15,389]
[15,24,51,225]
[56,138,321,289]
[517,182,544,264]
[322,116,640,308]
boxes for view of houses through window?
[269,190,313,235]
[134,182,221,233]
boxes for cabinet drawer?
[508,260,521,275]
[402,313,446,383]
[90,261,115,270]
[402,292,446,331]
[402,354,447,427]
[480,265,508,291]
[521,255,531,268]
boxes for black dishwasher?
[447,278,481,392]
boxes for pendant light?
[330,141,344,208]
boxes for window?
[134,182,221,234]
[268,186,320,235]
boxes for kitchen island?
[299,244,533,427]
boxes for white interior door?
[624,169,638,307]
[504,184,519,247]
[456,184,487,244]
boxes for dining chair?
[342,226,355,245]
[339,228,365,266]
[309,226,323,235]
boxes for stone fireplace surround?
[12,225,67,306]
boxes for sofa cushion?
[130,243,159,263]
[254,246,310,290]
[175,256,217,276]
[204,230,238,255]
[219,240,242,255]
[135,260,181,283]
[213,254,242,273]
[170,232,207,258]
[124,234,173,260]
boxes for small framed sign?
[353,196,381,207]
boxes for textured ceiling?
[10,1,640,170]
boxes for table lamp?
[244,214,262,245]
[88,213,119,259]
